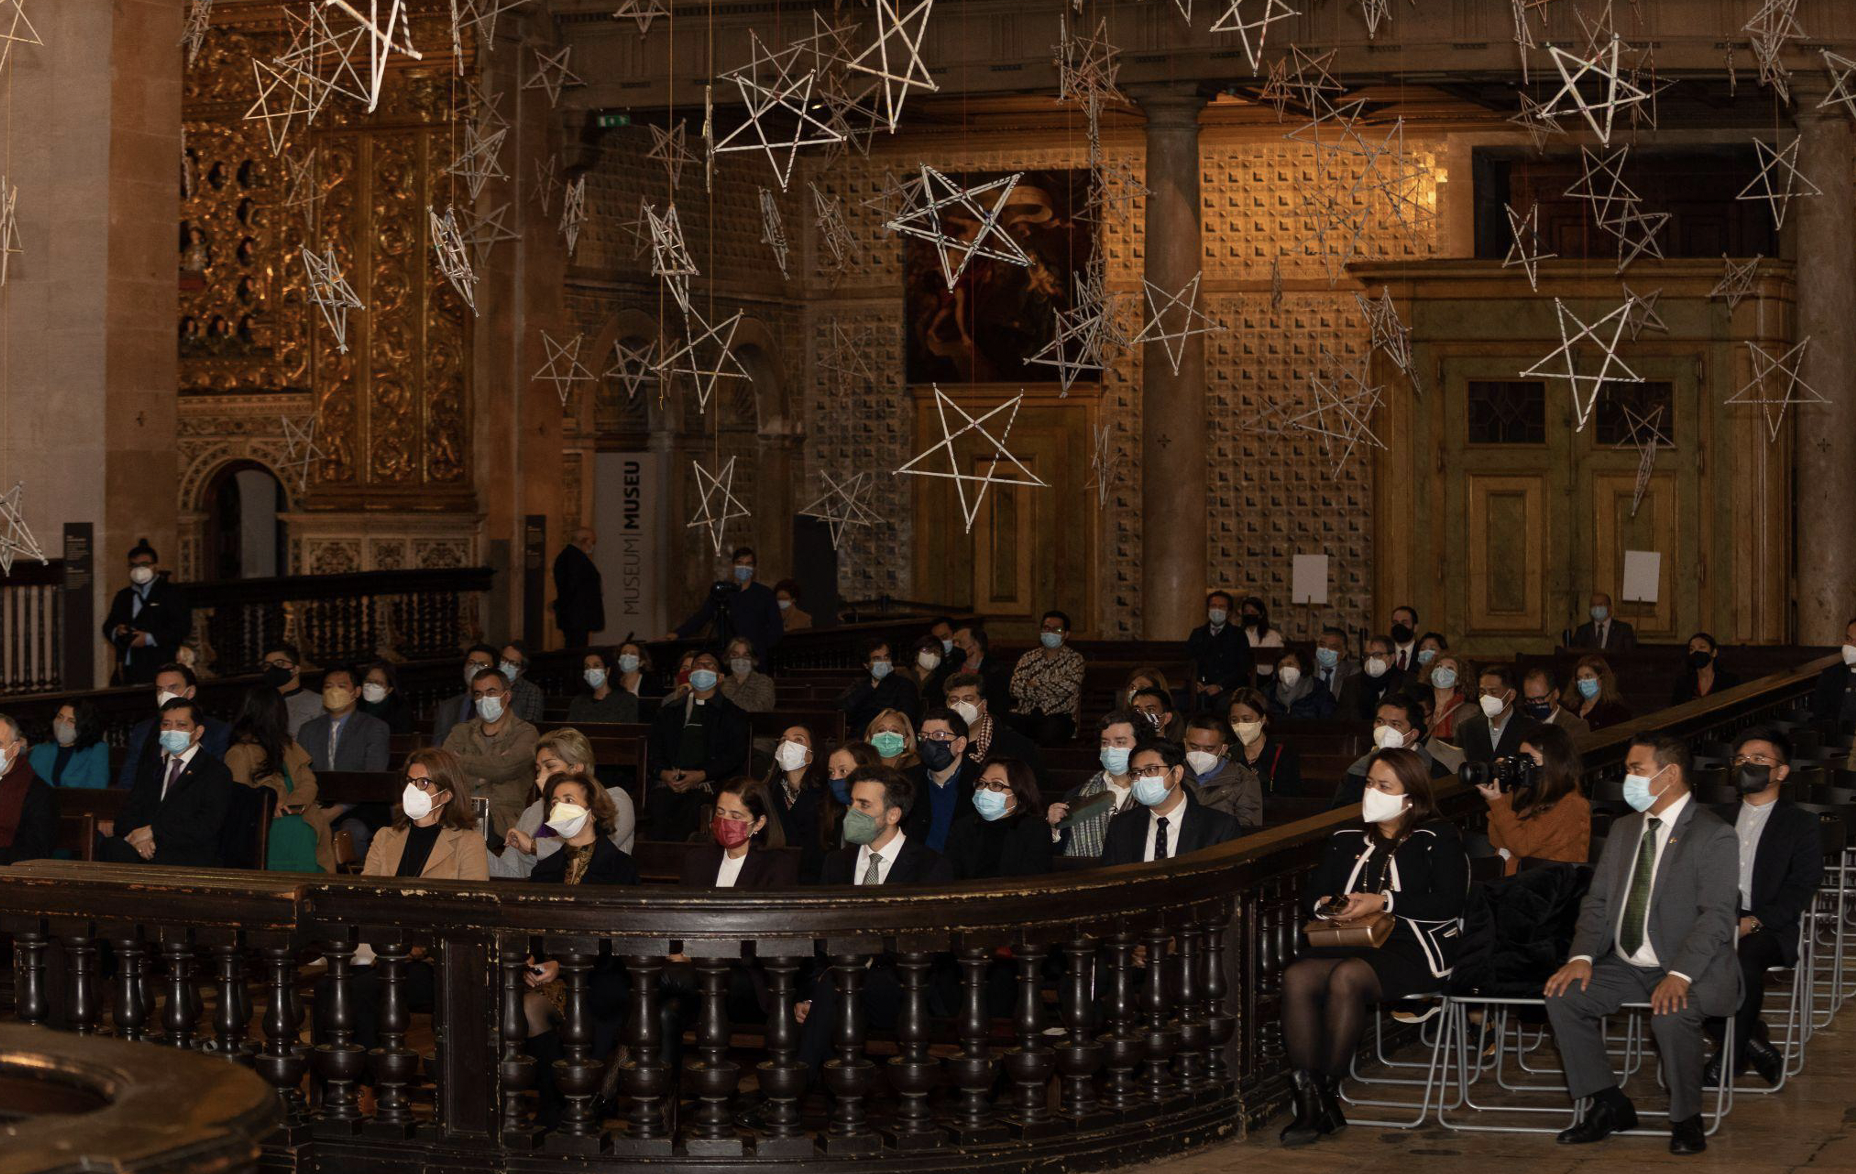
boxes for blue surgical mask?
[1315,647,1340,669]
[1039,632,1063,650]
[941,638,954,654]
[871,731,907,759]
[1622,765,1668,812]
[476,696,505,724]
[972,788,1010,821]
[829,776,852,805]
[1431,667,1457,691]
[159,729,193,756]
[1133,774,1172,807]
[1578,677,1601,699]
[1590,605,1609,621]
[584,669,607,690]
[870,660,892,680]
[689,669,718,692]
[617,653,641,673]
[733,565,753,583]
[1099,746,1130,776]
[1416,648,1437,666]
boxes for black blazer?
[1099,788,1241,866]
[838,672,921,736]
[0,770,57,866]
[1810,662,1856,722]
[1303,820,1470,979]
[1337,667,1413,722]
[677,843,800,889]
[551,542,606,637]
[943,809,1053,880]
[1570,618,1637,652]
[1453,712,1541,764]
[531,834,640,886]
[101,576,194,683]
[818,836,954,885]
[1712,799,1824,966]
[1671,665,1742,705]
[112,749,235,868]
[1185,623,1255,691]
[646,694,749,784]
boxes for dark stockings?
[1282,956,1383,1075]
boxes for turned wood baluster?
[313,939,368,1128]
[547,951,602,1146]
[498,946,539,1144]
[370,942,418,1133]
[1173,921,1208,1092]
[1097,930,1142,1113]
[1003,944,1056,1135]
[212,942,251,1060]
[1142,926,1181,1102]
[616,953,672,1152]
[112,935,150,1041]
[162,935,200,1049]
[752,956,810,1156]
[947,944,1004,1141]
[61,932,101,1037]
[884,951,943,1148]
[1054,936,1103,1121]
[13,930,48,1026]
[820,952,878,1153]
[684,956,743,1153]
[254,945,309,1129]
[1204,901,1236,1088]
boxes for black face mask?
[1688,649,1713,670]
[262,665,295,689]
[1390,623,1414,645]
[920,739,957,771]
[1735,763,1773,795]
[1241,612,1262,627]
[1522,699,1553,720]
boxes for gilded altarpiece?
[176,14,476,579]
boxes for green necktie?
[1619,817,1661,957]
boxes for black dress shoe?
[1670,1114,1707,1155]
[1556,1095,1638,1144]
[1745,1037,1785,1086]
[1701,1050,1743,1088]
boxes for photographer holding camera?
[668,546,784,663]
[1470,722,1591,876]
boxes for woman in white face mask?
[1277,749,1469,1147]
[567,649,642,725]
[758,724,823,846]
[362,750,488,880]
[1266,652,1337,721]
[355,660,413,735]
[493,729,637,879]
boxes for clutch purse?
[1303,911,1396,949]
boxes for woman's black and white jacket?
[1302,819,1470,978]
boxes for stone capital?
[1131,81,1210,129]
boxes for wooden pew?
[52,787,128,861]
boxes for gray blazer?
[1569,796,1742,1017]
[298,710,392,773]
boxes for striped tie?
[1619,817,1660,957]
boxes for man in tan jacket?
[441,667,538,837]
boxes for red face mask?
[676,668,693,686]
[712,814,754,850]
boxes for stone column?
[1793,97,1856,643]
[1133,84,1210,640]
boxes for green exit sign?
[597,111,632,128]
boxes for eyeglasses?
[1730,754,1778,768]
[405,775,438,792]
[264,658,295,670]
[922,731,958,743]
[977,779,1013,793]
[1131,764,1170,778]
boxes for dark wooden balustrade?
[0,558,64,695]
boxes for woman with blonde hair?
[492,727,637,878]
[865,708,920,769]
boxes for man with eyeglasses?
[434,645,500,745]
[262,643,324,738]
[1704,726,1824,1088]
[906,708,976,853]
[1099,740,1240,866]
[439,667,539,838]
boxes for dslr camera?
[1458,756,1540,792]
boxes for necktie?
[1619,817,1661,957]
[1152,816,1171,863]
[161,756,185,801]
[1397,651,1407,671]
[862,850,883,885]
[329,721,341,764]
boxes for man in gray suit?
[298,667,392,773]
[1544,733,1740,1156]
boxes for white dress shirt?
[1142,801,1186,862]
[854,831,907,885]
[1577,791,1691,977]
[1734,799,1777,910]
[714,850,747,888]
[160,742,201,801]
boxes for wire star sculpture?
[647,202,699,311]
[459,201,520,267]
[301,245,364,354]
[660,306,749,413]
[181,0,214,68]
[1710,254,1761,310]
[1541,34,1650,146]
[1280,352,1386,478]
[559,175,587,258]
[0,177,19,288]
[428,204,478,314]
[714,33,848,190]
[1026,305,1110,394]
[647,121,695,190]
[321,0,423,113]
[1737,138,1821,231]
[0,481,47,576]
[1820,49,1856,119]
[603,337,660,400]
[523,44,584,108]
[1613,403,1670,519]
[1083,422,1123,508]
[759,187,790,278]
[1621,284,1666,340]
[1359,0,1391,40]
[1520,297,1642,432]
[847,0,939,131]
[1744,0,1804,98]
[530,331,596,407]
[819,318,881,395]
[687,457,751,557]
[1132,273,1227,376]
[1356,287,1421,395]
[612,0,668,35]
[1210,0,1297,71]
[1509,93,1563,152]
[0,0,42,78]
[812,182,861,277]
[279,149,325,230]
[279,414,325,494]
[446,121,507,201]
[800,470,882,550]
[895,387,1048,533]
[1503,203,1554,290]
[886,167,1031,289]
[534,154,562,216]
[1726,338,1829,444]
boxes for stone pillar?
[1793,97,1856,643]
[1134,84,1210,640]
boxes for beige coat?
[363,822,490,880]
[224,739,334,872]
[440,716,539,838]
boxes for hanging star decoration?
[603,337,660,400]
[713,33,847,190]
[646,121,695,190]
[612,0,667,35]
[0,177,19,288]
[1356,287,1421,395]
[301,245,364,354]
[451,0,532,52]
[531,331,596,407]
[1027,305,1110,394]
[1258,46,1343,120]
[812,182,861,277]
[1209,0,1298,72]
[446,121,507,201]
[1736,138,1821,232]
[759,187,790,278]
[1280,351,1386,478]
[820,319,881,394]
[279,414,325,494]
[1726,338,1829,444]
[1607,205,1669,275]
[428,204,478,314]
[1710,254,1761,310]
[0,481,47,576]
[886,167,1030,290]
[1520,297,1643,432]
[1509,93,1562,152]
[1053,14,1125,148]
[646,202,699,310]
[1503,202,1554,290]
[280,149,325,230]
[1131,273,1227,376]
[181,0,214,68]
[466,78,509,132]
[1540,34,1650,147]
[1744,0,1804,99]
[0,0,42,78]
[559,175,587,259]
[847,0,939,131]
[659,306,749,413]
[1621,285,1666,340]
[245,55,320,155]
[1083,422,1122,508]
[894,387,1048,533]
[459,202,520,267]
[534,154,563,216]
[1077,156,1150,227]
[1359,0,1391,40]
[1614,403,1671,519]
[523,44,584,108]
[321,0,423,113]
[1820,49,1856,119]
[800,471,882,550]
[686,457,752,557]
[1561,145,1666,273]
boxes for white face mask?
[53,721,77,747]
[917,650,941,672]
[546,801,590,839]
[1185,750,1222,777]
[1361,787,1408,824]
[465,664,489,687]
[156,689,181,707]
[951,700,980,728]
[1277,665,1302,688]
[401,783,436,821]
[129,565,155,586]
[1479,693,1508,719]
[584,669,607,690]
[1207,608,1228,626]
[361,683,389,704]
[1372,723,1408,750]
[777,598,793,611]
[1364,656,1388,679]
[730,657,754,677]
[1843,644,1856,667]
[1232,719,1265,745]
[477,695,506,724]
[774,740,810,772]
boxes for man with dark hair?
[837,637,920,734]
[1007,609,1085,744]
[1313,626,1358,702]
[927,617,956,656]
[1545,733,1739,1155]
[1100,739,1241,865]
[1186,590,1256,711]
[440,667,540,838]
[1182,714,1262,830]
[1389,605,1420,673]
[670,545,784,663]
[1048,710,1142,857]
[1337,634,1410,721]
[945,671,1045,786]
[1524,666,1590,734]
[497,640,545,724]
[1703,727,1824,1088]
[1455,664,1541,764]
[950,624,1011,714]
[1572,591,1637,653]
[262,643,322,737]
[908,708,975,851]
[434,644,500,742]
[1333,696,1449,808]
[551,526,605,650]
[100,697,236,867]
[1130,686,1178,739]
[117,662,231,788]
[298,666,391,773]
[102,539,194,686]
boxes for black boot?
[1280,1070,1325,1146]
[1318,1073,1348,1132]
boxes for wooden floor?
[1132,1003,1856,1173]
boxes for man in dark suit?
[797,765,954,1069]
[1100,740,1241,865]
[645,651,749,841]
[1571,592,1638,652]
[944,673,1046,788]
[671,545,784,663]
[551,527,605,649]
[101,540,193,686]
[907,708,977,852]
[99,698,236,868]
[1313,626,1358,703]
[837,636,921,735]
[432,645,498,744]
[1336,635,1411,721]
[1185,590,1255,711]
[949,625,1012,715]
[1545,734,1741,1156]
[1704,727,1824,1087]
[116,663,231,789]
[1453,665,1542,764]
[298,666,391,772]
[1808,618,1856,722]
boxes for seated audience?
[1225,688,1304,797]
[645,651,748,841]
[1186,590,1255,710]
[117,663,231,788]
[498,641,546,724]
[1239,595,1285,678]
[1705,727,1823,1088]
[1572,592,1637,652]
[1008,609,1085,744]
[1313,627,1357,702]
[1474,722,1591,875]
[808,741,880,878]
[1808,617,1856,722]
[947,671,1046,785]
[1454,665,1540,763]
[1673,632,1740,705]
[567,647,641,724]
[1047,711,1140,858]
[910,708,978,853]
[30,700,109,788]
[1544,734,1739,1156]
[100,697,235,867]
[866,708,920,770]
[721,636,775,713]
[262,643,323,737]
[944,756,1052,880]
[224,687,331,872]
[839,638,920,734]
[761,724,824,853]
[298,666,391,772]
[434,645,499,741]
[1279,747,1467,1146]
[1266,651,1336,720]
[441,667,541,838]
[356,660,413,735]
[1388,605,1421,673]
[772,579,812,631]
[493,729,637,878]
[950,624,1012,715]
[1335,697,1449,807]
[1522,666,1589,735]
[1099,739,1241,866]
[1565,654,1634,731]
[927,616,957,659]
[0,713,56,865]
[612,640,653,699]
[1337,634,1410,721]
[1183,713,1263,830]
[1418,653,1471,742]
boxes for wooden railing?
[0,559,64,695]
[0,653,1831,1172]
